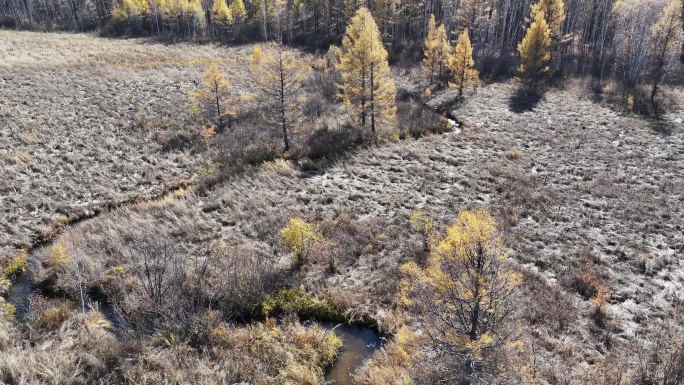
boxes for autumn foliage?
[337,7,397,135]
[449,29,480,97]
[517,9,552,92]
[401,209,521,380]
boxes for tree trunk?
[280,57,289,151]
[370,63,375,136]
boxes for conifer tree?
[517,10,552,92]
[422,14,451,87]
[251,43,307,152]
[193,62,234,132]
[401,209,521,380]
[449,28,480,97]
[212,0,232,27]
[337,7,396,136]
[230,0,246,29]
[529,0,565,40]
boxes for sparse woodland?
[0,0,683,384]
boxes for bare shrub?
[304,124,365,160]
[520,272,576,333]
[396,100,447,137]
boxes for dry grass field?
[45,78,684,381]
[1,30,684,384]
[0,31,258,260]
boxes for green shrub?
[251,289,349,322]
[5,250,28,279]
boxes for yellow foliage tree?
[212,0,232,26]
[230,0,246,23]
[281,218,322,267]
[529,0,565,40]
[192,62,235,132]
[337,7,397,136]
[449,28,480,97]
[401,209,521,379]
[251,43,307,152]
[517,10,552,92]
[409,209,436,251]
[187,0,206,30]
[122,0,150,18]
[422,14,451,87]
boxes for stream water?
[324,323,383,384]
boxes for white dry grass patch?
[0,30,262,262]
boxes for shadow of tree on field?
[509,89,543,113]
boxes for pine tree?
[193,62,234,132]
[449,28,480,97]
[337,7,396,136]
[517,10,552,92]
[251,43,306,152]
[422,14,451,87]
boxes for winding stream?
[6,248,382,381]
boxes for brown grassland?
[1,30,684,384]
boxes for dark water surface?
[324,323,383,384]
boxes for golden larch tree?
[517,10,552,92]
[281,217,321,267]
[212,0,232,32]
[231,0,246,22]
[193,61,234,132]
[529,0,565,40]
[337,7,396,136]
[449,28,480,97]
[401,209,521,379]
[251,43,307,152]
[422,14,451,87]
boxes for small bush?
[505,150,523,160]
[44,241,71,270]
[304,124,365,160]
[281,217,322,268]
[4,250,28,279]
[251,289,349,322]
[36,306,73,330]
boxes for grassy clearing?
[0,31,259,261]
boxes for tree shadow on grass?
[509,89,543,113]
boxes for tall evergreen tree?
[337,7,396,136]
[517,10,552,92]
[449,29,480,97]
